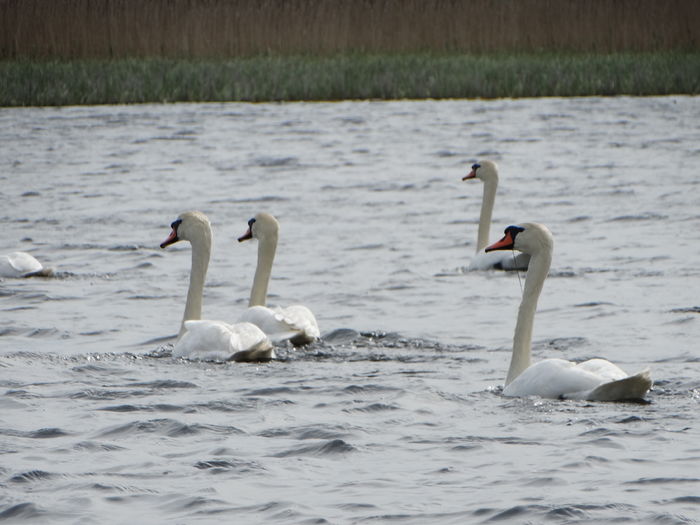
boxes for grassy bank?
[2,53,699,107]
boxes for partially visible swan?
[485,222,652,401]
[0,252,52,278]
[462,161,529,271]
[160,211,273,362]
[237,212,320,346]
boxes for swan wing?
[237,305,301,343]
[574,358,628,382]
[468,250,529,271]
[503,358,617,399]
[238,305,319,345]
[276,305,320,342]
[173,320,273,362]
[0,252,43,277]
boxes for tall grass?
[1,0,698,59]
[2,53,698,106]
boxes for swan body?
[486,222,651,401]
[160,211,274,362]
[173,320,273,362]
[237,212,320,346]
[0,252,51,277]
[463,161,529,271]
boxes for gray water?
[1,97,699,524]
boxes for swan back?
[0,252,45,278]
[173,320,274,362]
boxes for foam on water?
[1,97,699,523]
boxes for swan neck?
[506,249,551,385]
[180,236,210,338]
[249,232,277,307]
[476,177,497,252]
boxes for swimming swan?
[160,211,273,362]
[462,161,529,271]
[0,252,52,278]
[485,222,652,401]
[237,212,320,346]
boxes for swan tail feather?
[566,369,652,402]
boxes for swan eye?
[171,218,182,230]
[247,218,256,227]
[472,163,481,170]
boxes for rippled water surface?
[2,97,699,524]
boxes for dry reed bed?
[1,0,699,59]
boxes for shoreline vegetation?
[1,0,698,106]
[2,53,699,107]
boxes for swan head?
[160,211,211,248]
[462,160,498,183]
[237,212,279,244]
[485,222,553,256]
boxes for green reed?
[2,53,699,107]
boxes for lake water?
[1,96,699,524]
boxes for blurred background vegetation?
[1,0,698,105]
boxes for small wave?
[0,502,45,520]
[0,427,69,439]
[670,306,700,314]
[343,402,400,413]
[98,403,184,413]
[127,379,197,389]
[343,383,402,395]
[73,440,125,452]
[250,156,299,168]
[209,195,288,204]
[581,437,625,450]
[96,418,244,438]
[482,502,636,523]
[545,336,588,351]
[665,496,700,504]
[624,477,700,485]
[608,212,669,222]
[272,438,355,457]
[9,470,55,483]
[575,301,615,307]
[486,504,549,521]
[258,424,352,441]
[194,458,265,474]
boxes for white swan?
[0,252,52,278]
[462,161,529,271]
[237,212,320,346]
[160,211,274,362]
[485,223,652,401]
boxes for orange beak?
[237,227,253,242]
[462,168,477,181]
[160,228,179,249]
[485,231,515,252]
